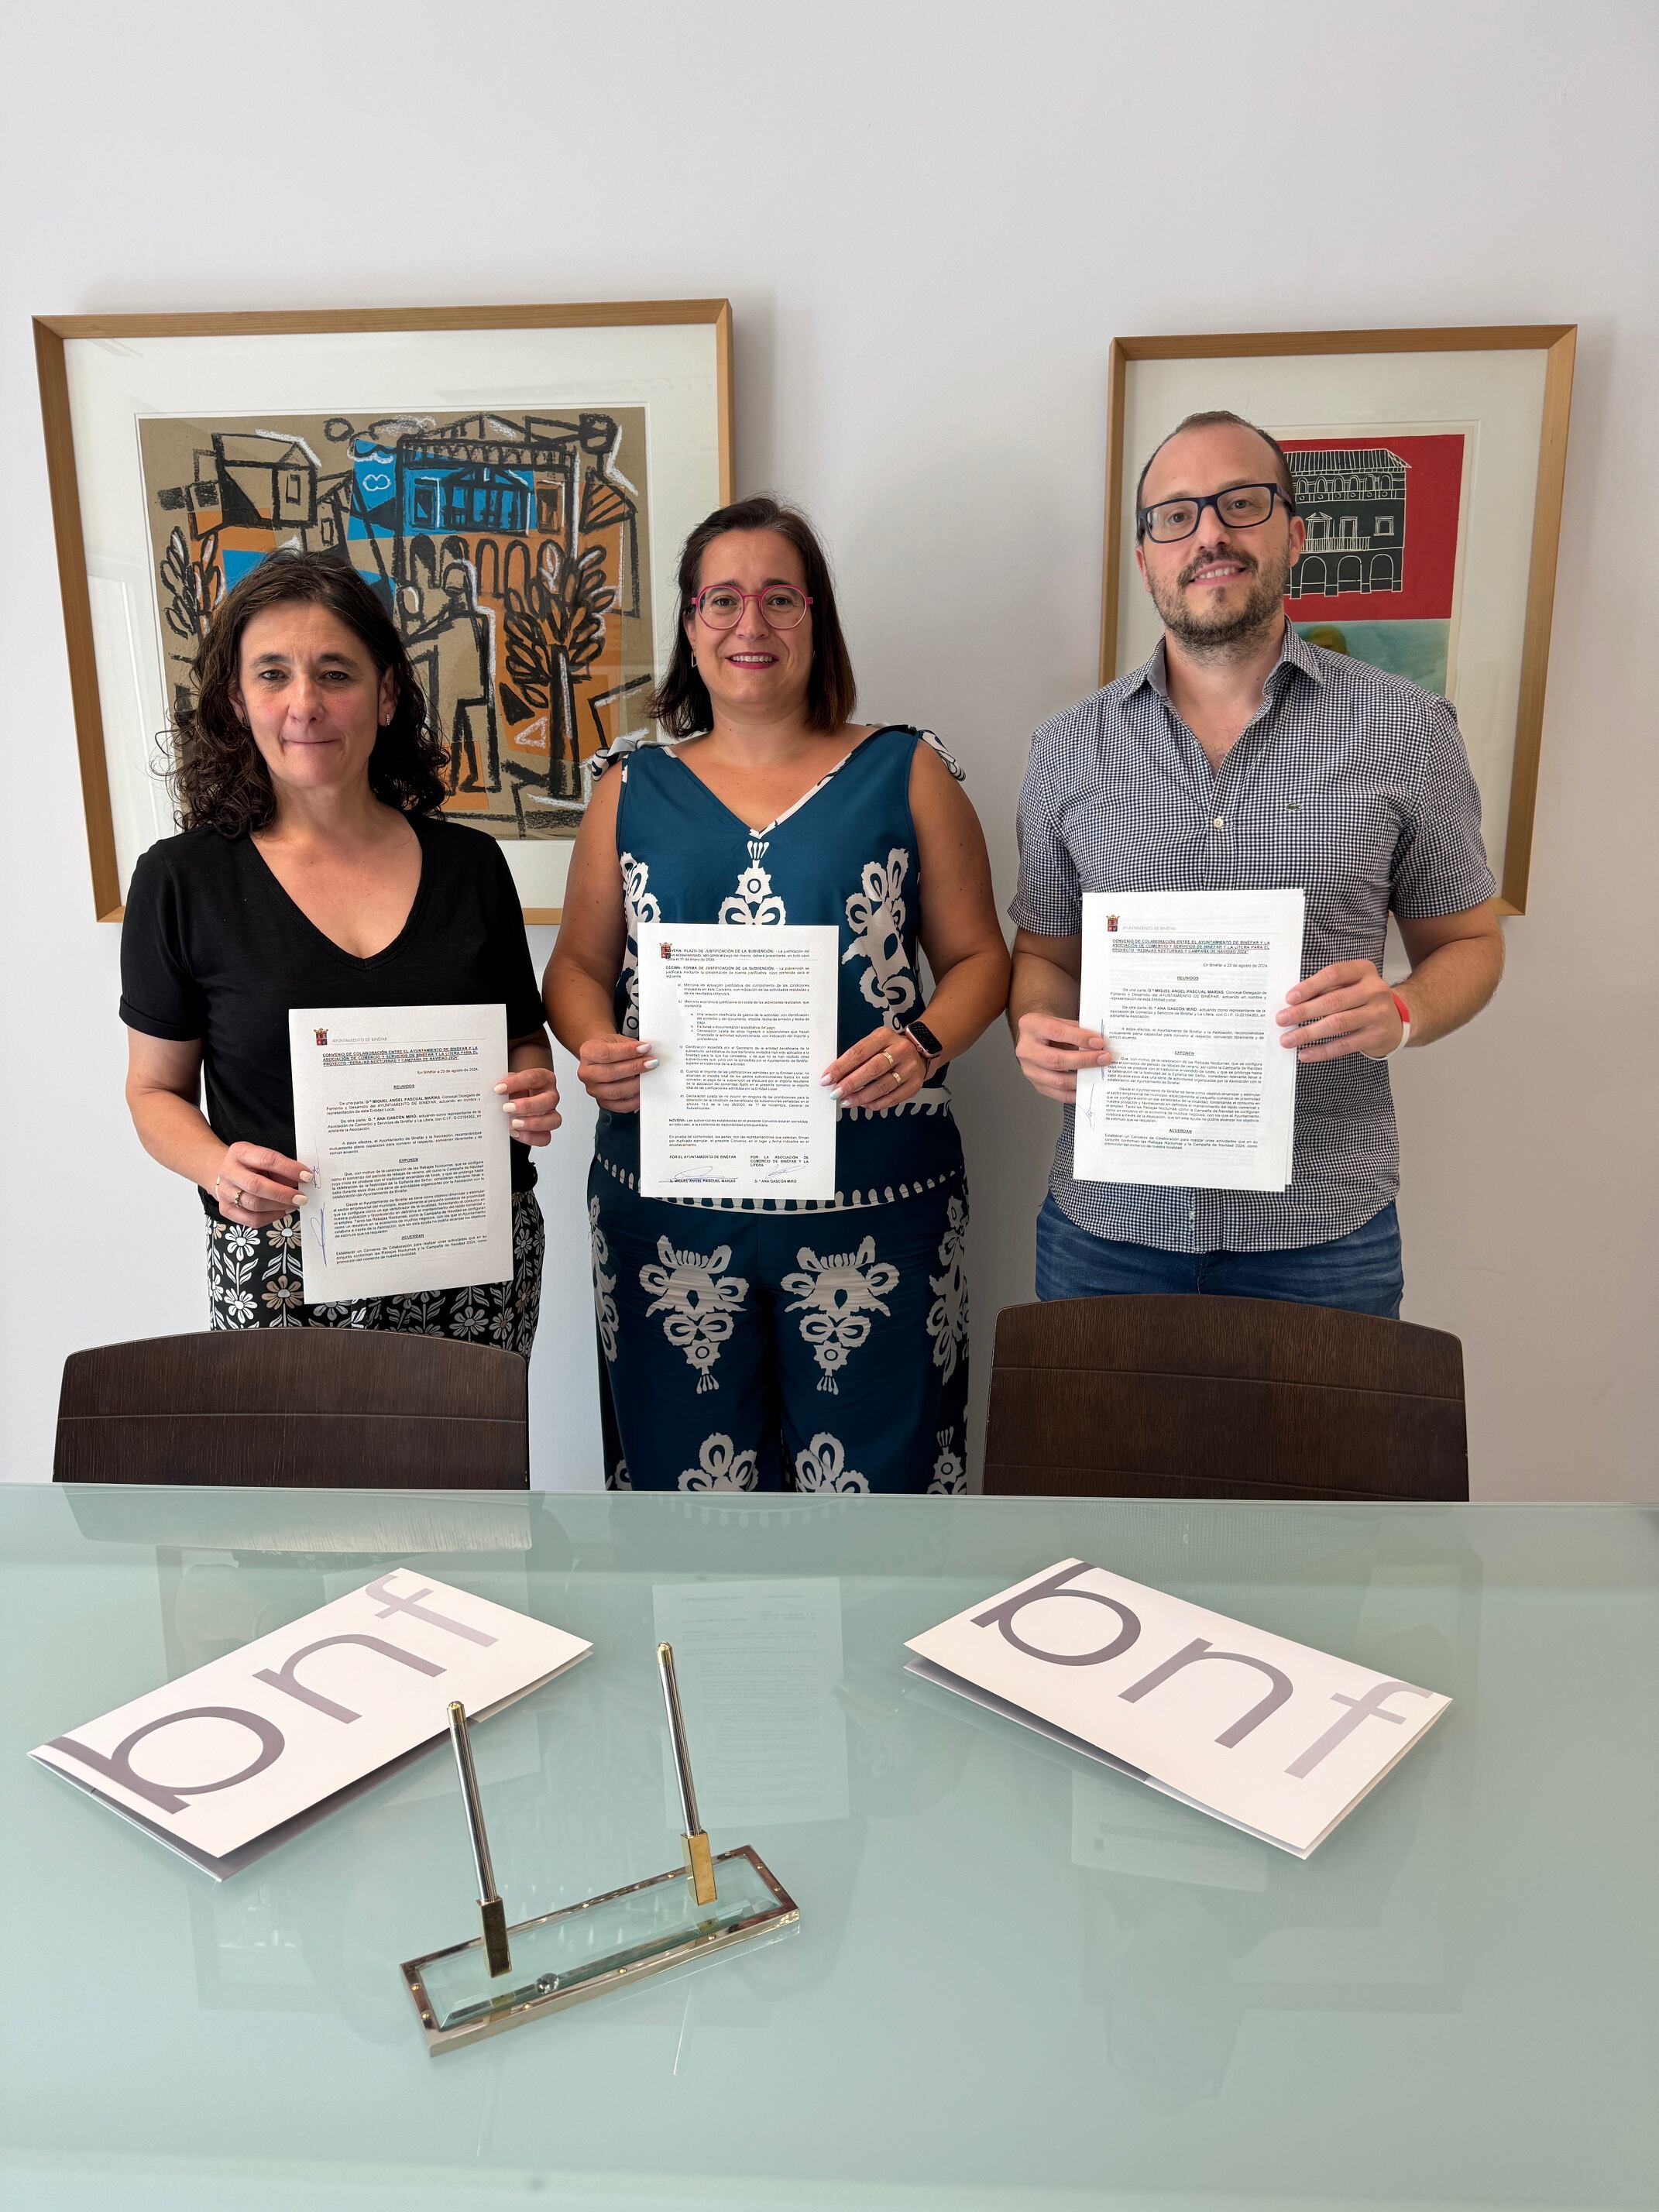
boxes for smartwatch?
[898,1015,946,1075]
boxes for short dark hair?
[1135,410,1297,536]
[647,495,857,737]
[167,550,447,833]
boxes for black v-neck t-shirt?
[120,816,548,1211]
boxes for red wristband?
[1389,991,1412,1047]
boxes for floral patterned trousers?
[205,1192,544,1357]
[589,1162,970,1493]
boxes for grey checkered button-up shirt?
[1011,628,1496,1253]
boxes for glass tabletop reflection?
[1,1482,1654,2211]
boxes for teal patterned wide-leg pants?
[589,1163,970,1494]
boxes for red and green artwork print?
[1280,433,1467,696]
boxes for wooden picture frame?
[1100,326,1575,915]
[36,301,734,923]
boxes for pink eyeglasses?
[692,585,812,630]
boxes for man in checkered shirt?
[1009,410,1505,1316]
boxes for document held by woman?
[289,1003,512,1302]
[1073,888,1306,1191]
[637,922,839,1201]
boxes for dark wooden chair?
[984,1296,1467,1503]
[53,1331,530,1489]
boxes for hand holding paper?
[1014,1012,1115,1104]
[1278,958,1405,1063]
[494,1062,562,1143]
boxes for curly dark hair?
[647,495,857,738]
[167,550,448,833]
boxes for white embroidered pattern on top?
[792,1432,871,1494]
[678,1433,761,1492]
[843,848,917,1016]
[918,729,967,781]
[928,1426,967,1494]
[619,850,661,1036]
[639,1238,749,1393]
[719,838,787,926]
[926,1194,969,1382]
[781,1236,900,1392]
[589,1195,619,1362]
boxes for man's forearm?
[1008,947,1080,1039]
[1400,933,1505,1048]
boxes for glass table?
[2,1483,1654,2210]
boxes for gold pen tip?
[658,1642,672,1662]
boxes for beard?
[1149,538,1293,656]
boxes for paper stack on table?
[906,1558,1449,1858]
[31,1571,589,1877]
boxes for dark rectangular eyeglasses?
[1136,483,1295,544]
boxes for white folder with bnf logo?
[905,1560,1450,1857]
[31,1571,589,1877]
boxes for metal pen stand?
[400,1641,799,2053]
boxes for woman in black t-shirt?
[121,551,560,1350]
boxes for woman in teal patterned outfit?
[544,497,1009,1492]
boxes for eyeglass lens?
[697,586,809,628]
[1144,486,1279,543]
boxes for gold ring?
[891,1068,903,1090]
[881,1049,895,1070]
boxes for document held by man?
[290,1002,511,1304]
[1073,888,1306,1191]
[637,922,839,1202]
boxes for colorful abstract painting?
[137,407,657,840]
[1279,433,1467,696]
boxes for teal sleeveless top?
[597,725,967,1213]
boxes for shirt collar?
[1128,620,1327,702]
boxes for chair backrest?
[984,1295,1467,1502]
[54,1331,530,1489]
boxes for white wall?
[2,0,1654,1498]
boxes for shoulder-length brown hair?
[647,496,857,738]
[167,550,448,834]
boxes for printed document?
[638,923,838,1202]
[290,1002,511,1303]
[1073,888,1305,1191]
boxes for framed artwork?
[36,301,733,922]
[1100,326,1576,913]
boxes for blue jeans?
[1034,1195,1403,1318]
